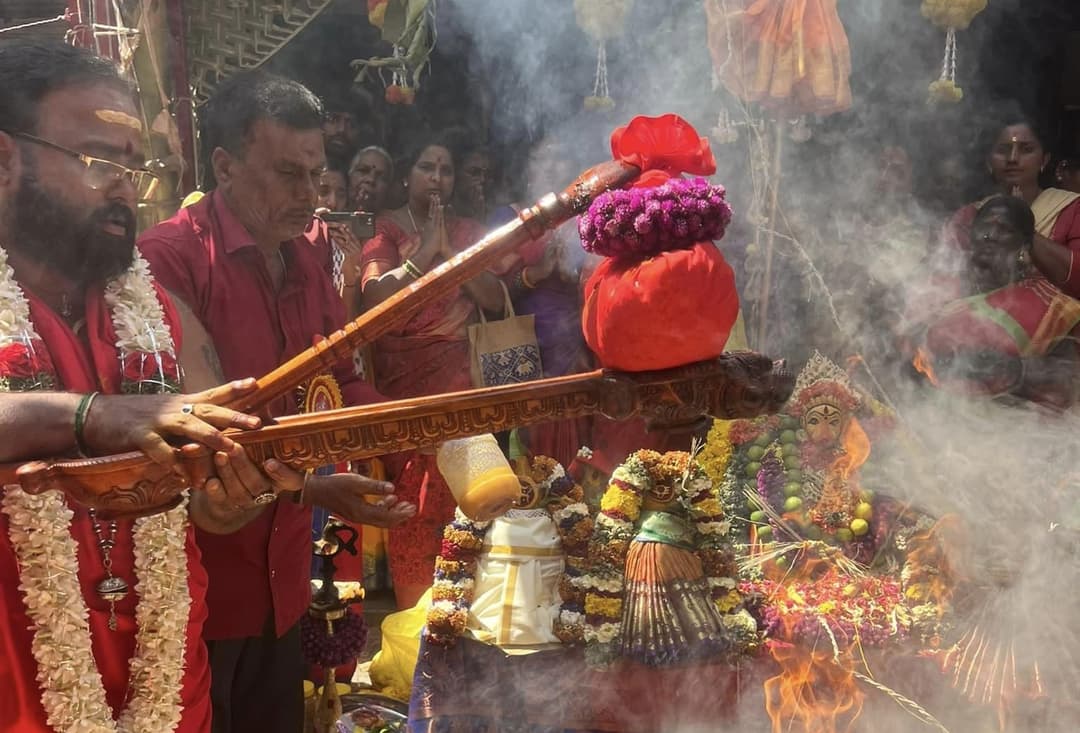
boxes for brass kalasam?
[13,354,793,519]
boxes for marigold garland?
[425,509,490,646]
[698,419,734,487]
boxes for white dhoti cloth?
[467,509,564,652]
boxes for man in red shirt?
[140,72,415,733]
[0,41,297,733]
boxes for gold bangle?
[520,266,535,289]
[403,259,424,279]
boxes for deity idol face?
[802,402,847,444]
[513,478,541,509]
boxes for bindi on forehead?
[998,126,1038,145]
[420,147,451,164]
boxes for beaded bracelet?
[402,259,424,279]
[74,391,100,456]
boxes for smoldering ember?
[0,1,1079,732]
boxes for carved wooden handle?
[227,159,641,414]
[9,353,794,518]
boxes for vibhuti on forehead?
[94,109,142,131]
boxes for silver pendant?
[95,575,129,603]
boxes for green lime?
[780,429,797,445]
[750,510,767,523]
[781,443,799,458]
[784,482,802,497]
[745,461,761,478]
[783,496,803,512]
[786,469,803,483]
[854,502,873,521]
[803,524,823,540]
[781,416,799,430]
[756,525,773,541]
[859,489,875,502]
[783,454,801,470]
[747,445,766,461]
[835,528,854,542]
[753,433,771,447]
[850,518,870,536]
[775,555,790,569]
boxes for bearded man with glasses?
[0,40,301,733]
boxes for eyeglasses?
[9,131,161,198]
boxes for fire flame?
[836,419,870,481]
[765,642,864,733]
[905,515,964,619]
[912,347,940,387]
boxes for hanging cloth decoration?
[355,0,437,105]
[704,0,852,118]
[574,0,632,111]
[922,0,988,104]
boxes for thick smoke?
[431,1,1080,730]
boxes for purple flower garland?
[578,177,733,259]
[300,610,368,668]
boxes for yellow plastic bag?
[368,588,431,701]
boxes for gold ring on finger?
[253,491,277,506]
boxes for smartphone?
[320,211,376,239]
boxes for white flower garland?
[104,254,177,357]
[0,245,189,732]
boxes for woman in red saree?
[360,134,504,608]
[914,196,1080,410]
[939,116,1080,298]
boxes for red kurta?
[139,191,382,640]
[0,286,211,732]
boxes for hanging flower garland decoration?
[356,0,436,106]
[543,457,595,645]
[698,420,734,497]
[677,452,746,625]
[425,457,588,647]
[921,0,988,104]
[0,245,189,733]
[580,453,647,664]
[426,508,490,646]
[574,0,632,110]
